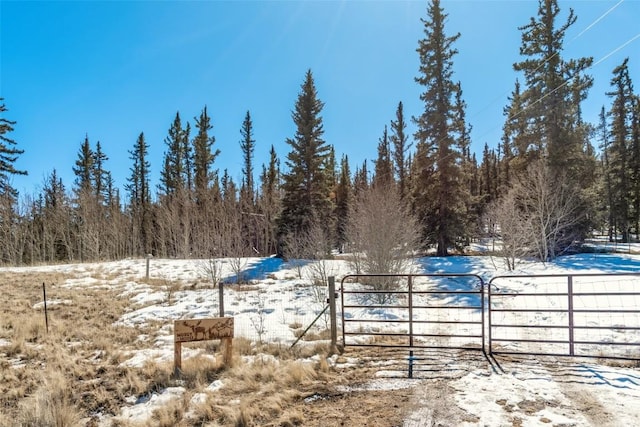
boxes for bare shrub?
[485,190,530,270]
[198,258,224,289]
[347,184,421,303]
[250,293,267,343]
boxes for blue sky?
[1,0,638,198]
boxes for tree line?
[1,0,638,268]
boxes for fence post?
[219,281,225,318]
[328,276,338,354]
[567,275,574,356]
[42,283,49,334]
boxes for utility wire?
[423,28,640,167]
[467,0,625,125]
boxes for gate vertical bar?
[480,278,485,354]
[340,277,346,348]
[408,275,414,378]
[488,279,493,355]
[567,275,575,356]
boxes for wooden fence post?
[173,341,182,378]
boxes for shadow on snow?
[222,256,284,284]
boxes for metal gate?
[340,274,485,352]
[488,273,640,360]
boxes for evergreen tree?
[279,69,333,246]
[606,59,635,241]
[41,169,72,261]
[73,135,95,194]
[353,160,369,199]
[390,101,410,200]
[513,0,593,176]
[0,99,27,264]
[193,106,220,205]
[334,155,352,252]
[509,0,595,255]
[160,112,187,196]
[0,99,27,199]
[501,79,532,177]
[126,132,152,253]
[632,94,640,238]
[599,106,614,240]
[183,122,193,192]
[239,110,256,206]
[452,82,476,240]
[92,140,109,202]
[412,0,469,256]
[257,145,280,254]
[372,125,394,189]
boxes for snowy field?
[1,251,640,425]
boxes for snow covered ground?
[2,251,640,425]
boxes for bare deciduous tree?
[347,184,421,302]
[485,190,529,270]
[489,160,584,266]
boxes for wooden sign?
[174,317,234,342]
[174,317,234,376]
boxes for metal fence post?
[328,276,338,354]
[219,281,225,318]
[42,282,49,334]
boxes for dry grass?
[0,269,166,424]
[0,266,417,427]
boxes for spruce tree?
[0,99,27,199]
[632,94,640,238]
[239,110,256,206]
[193,106,220,205]
[160,112,186,196]
[258,145,280,254]
[390,101,410,200]
[334,155,352,252]
[606,59,635,241]
[501,79,532,177]
[92,140,110,203]
[513,0,593,177]
[509,0,595,255]
[412,0,469,256]
[353,160,369,199]
[373,125,394,189]
[183,122,193,192]
[126,132,152,253]
[279,69,333,246]
[73,135,95,194]
[0,99,27,264]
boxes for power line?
[573,0,624,40]
[476,31,640,148]
[468,0,625,129]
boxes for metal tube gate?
[488,273,640,360]
[340,274,486,353]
